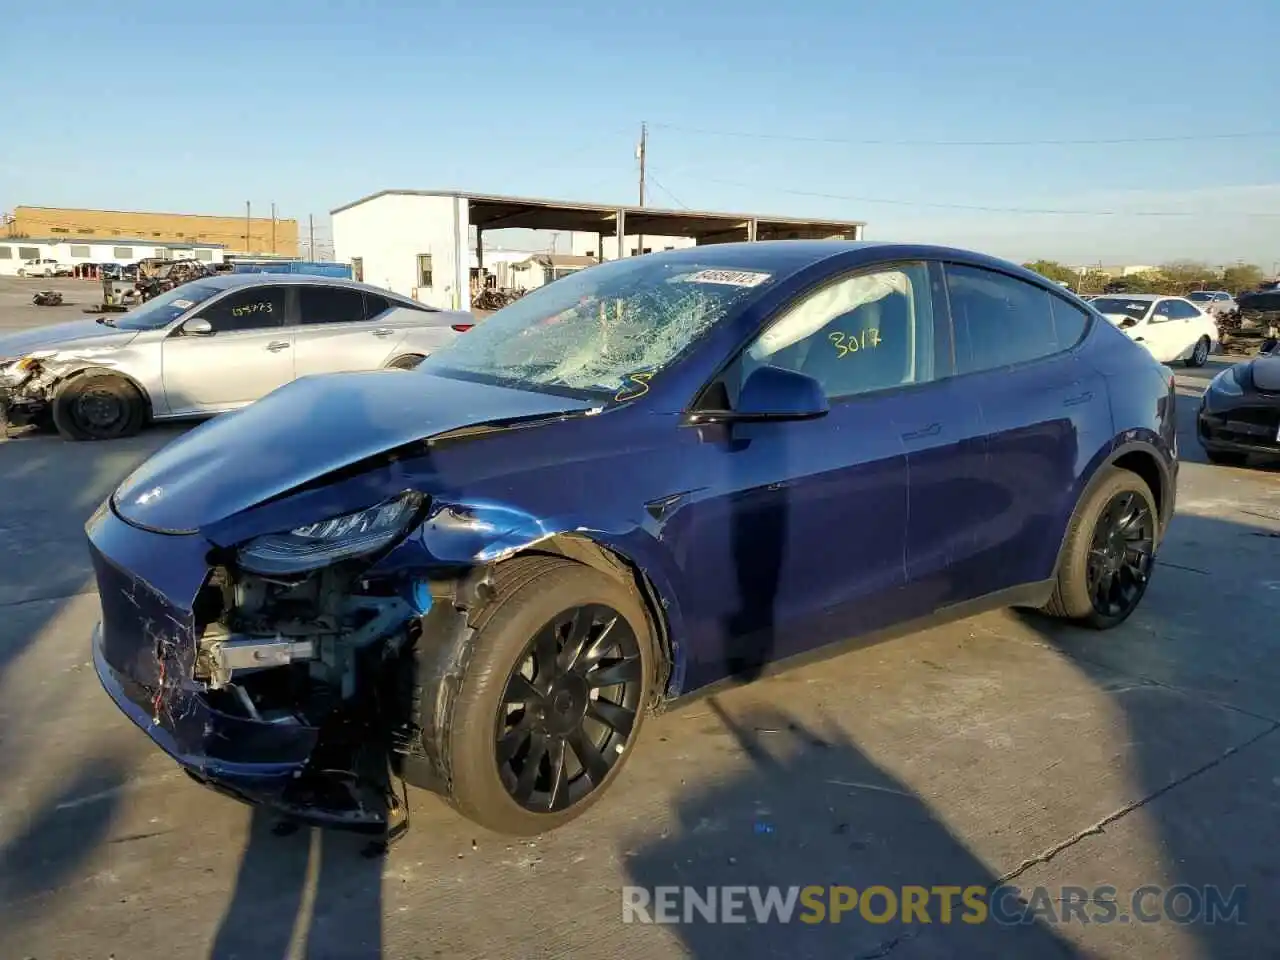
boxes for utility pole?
[636,121,647,257]
[245,201,251,256]
[309,214,315,261]
[271,202,277,255]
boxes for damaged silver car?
[0,274,473,440]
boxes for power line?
[648,120,1280,147]
[647,171,689,209]
[666,173,1280,218]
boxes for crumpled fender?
[368,496,690,694]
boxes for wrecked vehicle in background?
[0,274,471,441]
[88,242,1177,839]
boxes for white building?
[330,190,867,311]
[507,254,599,291]
[0,237,226,277]
[570,232,696,260]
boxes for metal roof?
[330,189,866,233]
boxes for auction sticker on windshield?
[679,269,772,287]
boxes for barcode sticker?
[680,269,771,288]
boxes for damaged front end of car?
[0,354,56,431]
[90,482,643,840]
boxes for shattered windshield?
[418,257,775,398]
[111,281,223,330]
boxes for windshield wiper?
[95,316,117,327]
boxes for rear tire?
[51,372,146,441]
[1185,336,1210,367]
[1042,466,1158,630]
[1205,448,1248,467]
[387,354,425,370]
[438,556,654,835]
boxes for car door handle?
[371,328,393,337]
[1133,337,1145,342]
[901,422,941,441]
[266,340,290,352]
[1063,391,1093,407]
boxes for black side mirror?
[689,365,829,424]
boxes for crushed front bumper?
[88,501,395,832]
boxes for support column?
[595,231,604,262]
[616,210,627,258]
[747,218,758,242]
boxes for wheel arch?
[1051,438,1174,579]
[492,533,678,707]
[52,364,154,420]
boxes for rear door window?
[363,293,392,319]
[944,264,1081,374]
[298,285,365,325]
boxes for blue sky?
[3,0,1279,267]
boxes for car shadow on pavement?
[625,503,1280,958]
[623,697,1082,958]
[208,809,385,960]
[0,756,129,909]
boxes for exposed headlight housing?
[236,491,425,575]
[1209,365,1244,397]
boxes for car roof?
[629,239,1061,285]
[194,272,414,302]
[1093,293,1173,302]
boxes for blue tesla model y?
[87,241,1177,836]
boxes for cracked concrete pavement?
[1,277,1278,958]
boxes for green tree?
[1022,260,1078,287]
[1159,260,1217,295]
[1222,263,1263,294]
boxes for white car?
[17,257,70,278]
[1090,294,1218,366]
[1186,290,1237,317]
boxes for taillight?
[452,323,474,332]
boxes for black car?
[1198,349,1280,465]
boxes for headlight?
[237,491,425,575]
[1208,365,1244,397]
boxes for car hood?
[0,319,138,359]
[111,371,597,533]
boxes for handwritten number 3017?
[829,329,881,357]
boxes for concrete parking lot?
[1,274,1278,959]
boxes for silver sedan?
[0,274,474,440]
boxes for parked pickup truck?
[18,258,72,278]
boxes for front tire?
[1185,336,1210,367]
[51,372,146,441]
[443,556,654,835]
[1042,466,1158,630]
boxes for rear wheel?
[387,354,425,370]
[440,556,654,835]
[1043,467,1158,630]
[1185,336,1210,367]
[1205,448,1248,467]
[51,372,146,441]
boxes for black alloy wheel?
[1086,490,1155,619]
[496,603,644,813]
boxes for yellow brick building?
[8,206,299,257]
